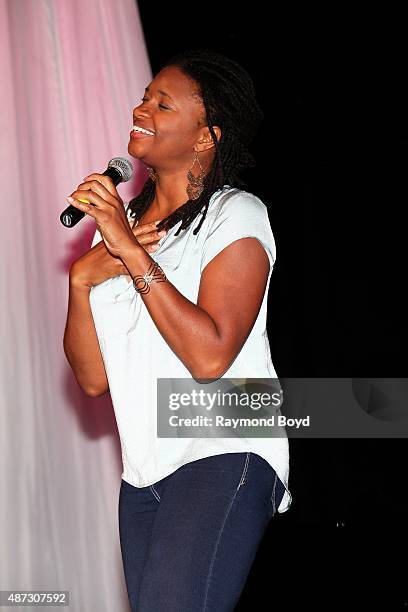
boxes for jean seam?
[270,473,277,515]
[202,487,239,612]
[237,452,251,490]
[150,484,161,502]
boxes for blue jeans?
[118,452,285,612]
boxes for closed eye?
[140,97,170,110]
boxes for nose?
[134,108,151,124]
[134,100,151,115]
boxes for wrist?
[119,240,146,267]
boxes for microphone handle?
[60,166,122,228]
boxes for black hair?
[127,48,264,236]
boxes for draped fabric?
[0,1,151,608]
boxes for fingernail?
[158,230,166,237]
[66,196,74,202]
[151,244,159,250]
[155,220,162,226]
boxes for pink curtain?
[0,1,151,608]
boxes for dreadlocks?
[127,49,264,237]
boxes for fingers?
[68,183,122,216]
[82,173,121,199]
[131,220,162,233]
[132,222,167,246]
[76,179,120,206]
[66,193,107,221]
[129,220,167,253]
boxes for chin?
[127,141,139,158]
[127,142,151,165]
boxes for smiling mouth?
[132,125,155,136]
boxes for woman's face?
[128,66,211,171]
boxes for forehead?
[150,66,202,107]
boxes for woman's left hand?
[67,173,140,259]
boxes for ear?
[195,125,222,152]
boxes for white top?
[89,185,292,513]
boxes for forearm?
[121,245,223,379]
[63,279,109,396]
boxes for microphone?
[60,157,133,227]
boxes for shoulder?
[204,187,271,237]
[209,186,269,219]
[200,187,276,274]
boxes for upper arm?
[197,236,270,376]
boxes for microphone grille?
[108,157,133,182]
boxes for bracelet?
[132,261,167,294]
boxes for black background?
[137,3,407,608]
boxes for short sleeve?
[200,191,276,275]
[89,201,131,248]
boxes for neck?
[148,152,212,217]
[152,169,191,217]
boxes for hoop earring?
[148,167,157,182]
[186,153,205,200]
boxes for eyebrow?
[145,86,174,102]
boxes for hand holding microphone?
[62,157,144,259]
[60,157,133,228]
[64,156,167,288]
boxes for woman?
[64,49,292,611]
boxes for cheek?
[156,124,197,150]
[159,113,197,138]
